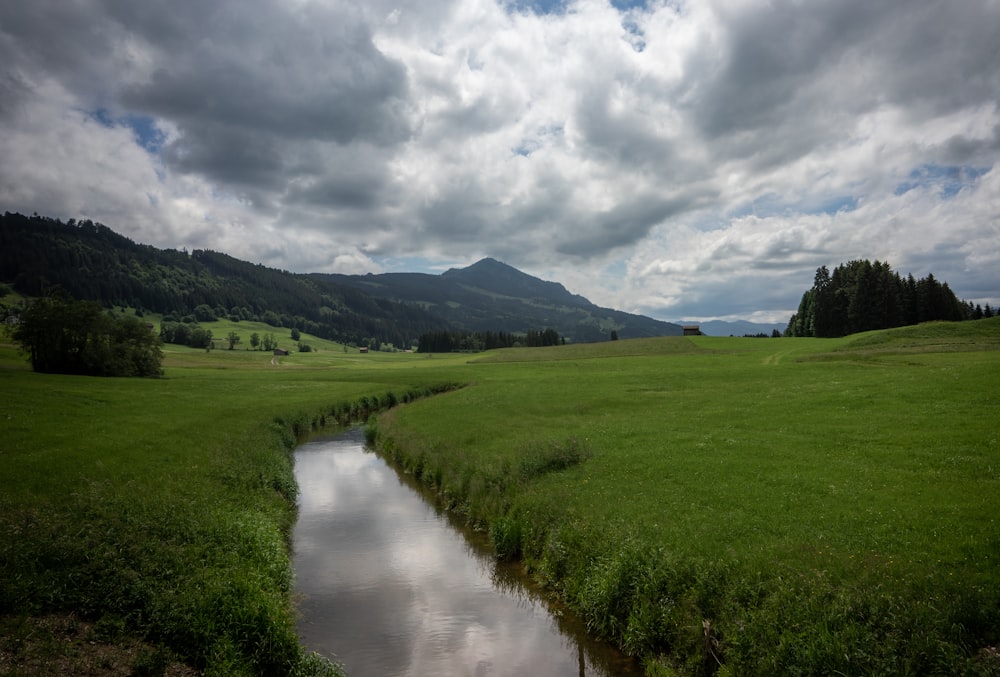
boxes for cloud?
[1,0,998,322]
[626,161,1000,321]
[122,7,411,145]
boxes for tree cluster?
[786,260,981,338]
[159,321,214,349]
[525,328,564,347]
[417,328,564,353]
[246,332,279,352]
[12,293,163,376]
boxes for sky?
[1,0,998,325]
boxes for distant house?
[273,348,289,356]
[683,325,701,336]
[358,347,369,353]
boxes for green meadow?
[0,324,464,675]
[1,318,998,675]
[372,320,1000,675]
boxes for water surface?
[292,428,640,676]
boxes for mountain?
[312,258,682,343]
[443,258,591,306]
[1,212,682,346]
[691,320,788,337]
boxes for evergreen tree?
[786,260,969,337]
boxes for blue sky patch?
[728,192,858,219]
[505,0,569,15]
[621,17,646,51]
[506,0,649,15]
[894,163,990,198]
[512,124,563,157]
[378,255,456,275]
[88,108,166,153]
[814,194,859,214]
[610,0,651,10]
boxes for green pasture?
[1,318,998,675]
[371,319,1000,675]
[144,313,366,355]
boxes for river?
[292,428,641,676]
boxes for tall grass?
[370,320,1000,674]
[0,341,463,674]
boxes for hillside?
[1,212,681,346]
[0,212,443,347]
[314,258,682,342]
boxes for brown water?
[292,428,641,676]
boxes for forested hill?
[0,211,443,347]
[312,258,683,342]
[0,212,682,346]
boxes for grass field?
[1,317,998,675]
[0,333,463,675]
[371,319,1000,675]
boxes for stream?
[292,428,641,676]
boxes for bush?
[193,304,216,322]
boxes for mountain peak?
[442,257,513,277]
[442,257,580,302]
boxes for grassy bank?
[0,339,464,675]
[370,319,1000,675]
[3,319,998,675]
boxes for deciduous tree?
[13,292,162,376]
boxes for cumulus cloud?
[1,0,997,321]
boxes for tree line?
[785,259,991,338]
[417,328,564,353]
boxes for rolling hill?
[1,212,681,346]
